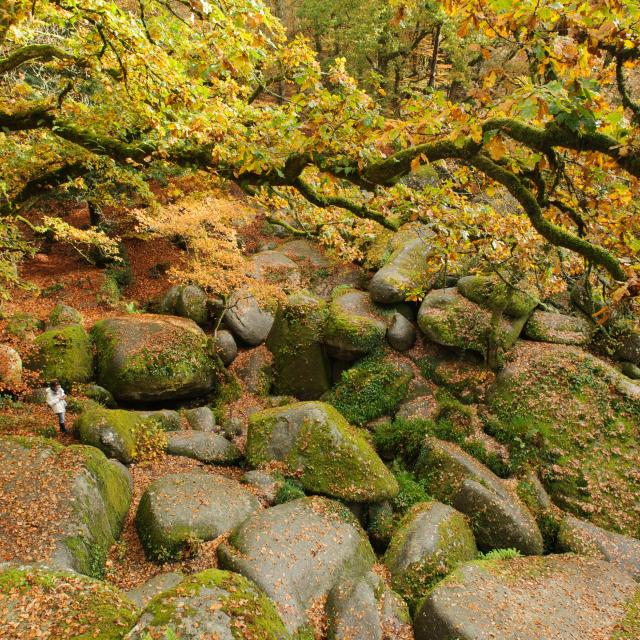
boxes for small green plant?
[275,479,306,504]
[476,548,521,562]
[373,418,433,465]
[390,461,430,514]
[36,425,57,439]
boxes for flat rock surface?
[414,555,639,640]
[218,496,376,633]
[136,472,260,561]
[166,431,241,464]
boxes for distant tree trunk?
[274,0,286,104]
[428,23,441,88]
[88,200,104,226]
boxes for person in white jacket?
[46,380,67,433]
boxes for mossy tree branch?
[0,44,74,74]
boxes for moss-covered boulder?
[457,275,538,317]
[266,292,331,400]
[326,571,413,640]
[384,501,477,610]
[369,228,432,303]
[524,310,594,345]
[75,383,117,408]
[75,406,172,464]
[417,288,527,359]
[92,315,216,403]
[26,324,93,386]
[486,341,640,536]
[323,287,389,361]
[136,472,260,562]
[416,437,543,555]
[45,303,83,329]
[557,515,640,581]
[218,496,376,634]
[0,437,131,577]
[0,564,138,639]
[326,351,413,425]
[246,401,399,503]
[230,345,274,396]
[158,284,209,325]
[413,555,639,640]
[126,569,289,640]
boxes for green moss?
[0,565,137,639]
[275,478,307,504]
[326,352,412,425]
[323,288,387,355]
[373,417,433,465]
[390,461,431,513]
[267,293,330,400]
[385,501,477,613]
[611,590,640,640]
[457,275,538,318]
[247,402,399,503]
[28,325,93,386]
[140,569,289,640]
[486,343,640,536]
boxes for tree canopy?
[1,0,639,309]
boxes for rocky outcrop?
[267,292,331,399]
[327,571,414,640]
[166,431,241,464]
[387,312,417,352]
[524,310,593,345]
[225,288,278,346]
[456,275,538,317]
[0,437,131,577]
[416,437,543,555]
[92,314,215,403]
[486,341,640,536]
[26,324,93,386]
[418,288,527,359]
[247,401,398,503]
[413,555,639,640]
[218,496,376,634]
[127,569,289,640]
[384,501,477,608]
[323,287,388,361]
[0,564,138,639]
[369,226,432,304]
[0,344,22,387]
[159,284,208,325]
[136,472,260,561]
[557,515,640,581]
[45,303,83,329]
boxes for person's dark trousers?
[57,412,67,433]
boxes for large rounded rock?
[247,401,398,503]
[384,501,477,609]
[413,555,639,640]
[487,341,640,536]
[92,314,216,403]
[323,287,388,361]
[184,406,217,432]
[166,431,241,464]
[126,569,289,640]
[326,571,414,640]
[266,292,331,399]
[136,472,261,561]
[159,284,208,325]
[386,312,417,351]
[26,325,93,386]
[417,288,527,359]
[212,328,237,365]
[75,407,167,464]
[0,564,137,639]
[457,274,538,317]
[524,310,594,345]
[230,345,273,396]
[369,228,432,304]
[557,515,640,581]
[45,303,83,329]
[0,344,22,387]
[279,238,330,269]
[125,571,184,609]
[225,288,278,346]
[0,437,131,577]
[615,328,640,365]
[416,437,543,555]
[218,496,376,634]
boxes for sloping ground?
[486,342,640,536]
